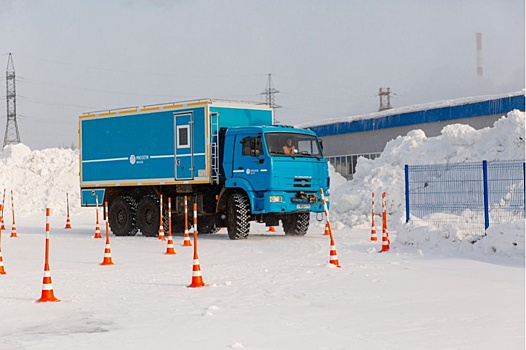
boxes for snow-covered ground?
[0,110,524,349]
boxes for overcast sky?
[1,0,524,150]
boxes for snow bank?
[329,110,525,258]
[394,213,525,259]
[0,144,81,217]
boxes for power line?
[14,53,268,79]
[17,95,100,110]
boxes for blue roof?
[305,93,525,137]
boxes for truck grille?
[293,178,312,188]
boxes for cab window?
[241,136,262,157]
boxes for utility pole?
[261,73,281,110]
[378,87,392,112]
[4,53,21,148]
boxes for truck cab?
[220,125,329,239]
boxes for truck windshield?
[265,133,322,158]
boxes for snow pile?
[329,110,525,258]
[0,144,81,217]
[327,163,348,192]
[394,215,525,258]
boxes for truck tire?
[136,195,167,237]
[227,193,250,240]
[282,212,309,236]
[109,196,138,236]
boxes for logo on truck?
[245,168,259,175]
[129,154,149,165]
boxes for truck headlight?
[269,196,283,203]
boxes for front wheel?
[227,193,250,240]
[282,212,309,236]
[109,196,138,236]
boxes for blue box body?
[79,100,273,205]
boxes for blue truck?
[79,99,329,239]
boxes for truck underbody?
[102,184,311,240]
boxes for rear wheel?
[282,212,309,236]
[136,195,166,237]
[227,193,250,240]
[108,196,138,236]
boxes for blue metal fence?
[405,160,525,235]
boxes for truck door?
[175,113,193,180]
[232,134,267,191]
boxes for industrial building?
[301,91,525,179]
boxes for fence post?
[482,160,489,232]
[405,164,410,223]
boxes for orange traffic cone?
[165,198,176,255]
[64,193,72,229]
[182,231,192,245]
[0,240,6,274]
[380,192,390,252]
[0,224,5,274]
[380,229,390,252]
[371,193,377,241]
[182,229,192,246]
[0,249,6,274]
[36,208,60,302]
[371,223,377,242]
[0,204,5,230]
[328,234,341,268]
[188,249,205,287]
[101,202,114,265]
[158,195,165,241]
[64,216,72,230]
[188,203,205,288]
[93,197,102,239]
[165,235,176,255]
[182,196,192,247]
[319,188,341,268]
[93,219,101,238]
[268,226,276,232]
[93,224,102,238]
[10,223,17,238]
[100,237,114,265]
[37,263,60,302]
[10,191,18,238]
[1,189,6,230]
